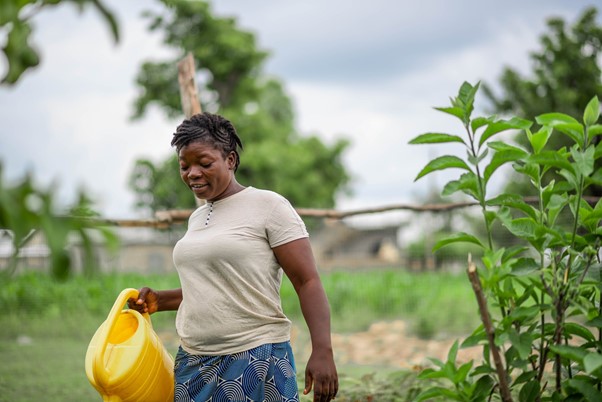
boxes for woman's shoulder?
[240,187,288,203]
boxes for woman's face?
[178,140,236,202]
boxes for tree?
[1,0,120,279]
[0,0,119,84]
[483,7,602,194]
[129,0,351,214]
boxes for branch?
[47,195,602,229]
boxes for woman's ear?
[227,151,236,170]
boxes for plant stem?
[467,260,513,402]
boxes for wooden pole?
[177,52,202,118]
[177,52,205,206]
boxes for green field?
[0,269,476,401]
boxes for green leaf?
[415,387,464,401]
[484,147,529,185]
[461,329,487,348]
[2,20,40,84]
[571,145,595,177]
[433,232,484,252]
[414,155,472,181]
[536,112,580,126]
[514,371,538,385]
[554,123,585,147]
[462,81,480,121]
[583,96,600,127]
[454,361,473,383]
[89,0,120,41]
[471,116,490,132]
[508,329,532,359]
[527,126,553,154]
[408,132,465,145]
[447,339,459,364]
[566,378,602,402]
[417,368,448,380]
[486,193,537,220]
[472,376,495,399]
[487,140,527,153]
[587,124,602,140]
[546,193,568,226]
[564,322,596,342]
[550,344,587,363]
[528,151,575,174]
[584,353,602,375]
[479,117,532,148]
[519,381,540,402]
[502,217,538,240]
[510,258,540,276]
[442,172,479,199]
[434,106,464,121]
[585,316,602,328]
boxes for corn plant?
[409,82,602,401]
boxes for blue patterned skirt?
[173,341,299,402]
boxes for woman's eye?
[201,163,212,169]
[180,165,188,171]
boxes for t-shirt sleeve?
[266,195,309,248]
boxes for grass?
[0,268,476,401]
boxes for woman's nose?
[188,166,203,178]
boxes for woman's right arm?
[128,287,182,314]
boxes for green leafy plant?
[1,0,119,84]
[409,82,602,401]
[0,165,119,279]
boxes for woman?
[129,112,338,402]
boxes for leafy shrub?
[410,82,602,401]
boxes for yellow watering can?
[85,288,175,402]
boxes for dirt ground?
[292,320,483,370]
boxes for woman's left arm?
[273,237,338,402]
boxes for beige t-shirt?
[173,186,308,355]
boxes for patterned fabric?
[174,342,299,402]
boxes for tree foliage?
[1,0,120,279]
[129,0,351,214]
[0,0,119,84]
[483,7,602,195]
[484,7,602,121]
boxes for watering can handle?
[93,288,150,386]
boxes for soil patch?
[292,320,482,370]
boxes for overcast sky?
[0,0,599,226]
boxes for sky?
[0,0,600,227]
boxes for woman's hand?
[304,348,339,401]
[127,287,160,314]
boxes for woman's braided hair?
[171,112,243,172]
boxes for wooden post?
[177,52,205,207]
[177,52,202,118]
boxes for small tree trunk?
[467,258,513,402]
